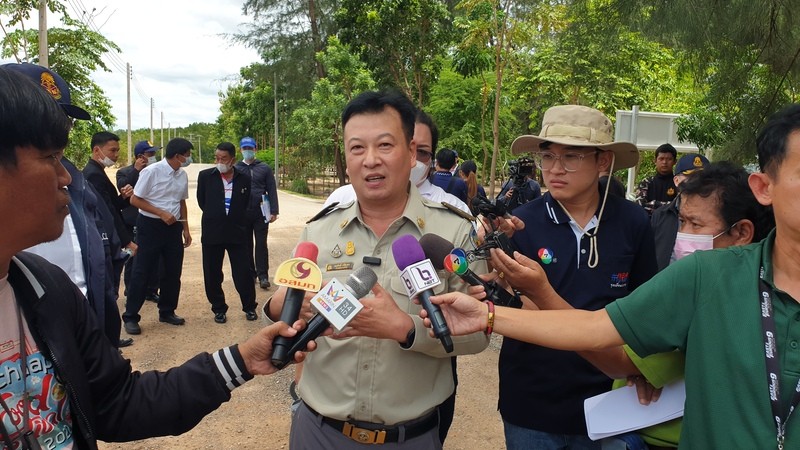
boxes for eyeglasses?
[417,150,433,163]
[531,151,597,173]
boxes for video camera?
[507,156,535,186]
[468,196,516,262]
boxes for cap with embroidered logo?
[674,153,710,176]
[2,62,91,120]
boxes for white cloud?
[76,0,260,129]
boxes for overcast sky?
[6,0,261,130]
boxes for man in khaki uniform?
[264,91,488,449]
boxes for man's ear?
[748,172,774,206]
[731,219,755,245]
[597,150,614,172]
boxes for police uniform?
[275,185,489,449]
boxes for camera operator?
[496,157,541,213]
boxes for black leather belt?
[305,403,439,445]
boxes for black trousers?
[244,212,270,280]
[123,224,162,297]
[202,241,257,314]
[123,215,184,323]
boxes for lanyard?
[759,268,800,450]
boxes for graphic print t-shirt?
[0,275,74,449]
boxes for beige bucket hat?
[510,105,639,170]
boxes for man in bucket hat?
[493,105,657,449]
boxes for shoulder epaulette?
[306,201,353,224]
[440,202,476,222]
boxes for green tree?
[612,0,800,163]
[336,0,453,106]
[1,4,120,166]
[288,36,375,186]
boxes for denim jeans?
[503,421,601,450]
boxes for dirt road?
[99,164,505,450]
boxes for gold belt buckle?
[342,422,387,444]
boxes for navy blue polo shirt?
[431,171,468,204]
[499,191,657,435]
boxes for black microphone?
[392,234,453,353]
[419,233,522,308]
[273,266,380,369]
[271,242,322,368]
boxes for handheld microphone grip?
[417,289,454,353]
[273,266,379,369]
[420,233,521,308]
[392,234,453,353]
[271,242,321,368]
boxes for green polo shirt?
[607,230,800,449]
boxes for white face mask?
[102,154,114,167]
[216,163,231,174]
[147,156,157,165]
[180,155,193,168]
[409,160,431,187]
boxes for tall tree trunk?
[308,0,326,79]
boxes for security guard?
[265,91,488,449]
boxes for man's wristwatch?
[400,326,416,349]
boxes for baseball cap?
[674,153,710,175]
[510,105,639,170]
[134,140,161,156]
[2,62,91,120]
[240,137,256,149]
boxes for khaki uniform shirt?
[286,186,488,425]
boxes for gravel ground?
[99,165,506,449]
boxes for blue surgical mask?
[242,150,255,161]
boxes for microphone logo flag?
[310,278,364,331]
[399,259,441,298]
[274,257,323,291]
[444,248,469,276]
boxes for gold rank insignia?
[667,187,675,196]
[345,241,356,256]
[331,244,343,258]
[417,218,425,228]
[340,219,349,229]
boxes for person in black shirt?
[635,143,678,215]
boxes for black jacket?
[197,167,252,245]
[9,252,247,449]
[234,159,279,217]
[651,197,680,271]
[116,164,143,227]
[83,159,132,245]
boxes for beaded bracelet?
[485,301,495,336]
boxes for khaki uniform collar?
[336,183,428,236]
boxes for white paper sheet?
[584,379,686,440]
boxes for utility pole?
[38,1,48,67]
[160,112,164,148]
[150,98,154,143]
[274,72,279,183]
[127,63,132,165]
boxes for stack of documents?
[584,380,685,440]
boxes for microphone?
[419,233,521,308]
[270,242,322,368]
[273,266,379,369]
[392,234,453,353]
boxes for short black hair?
[757,103,800,177]
[342,90,417,143]
[91,131,120,149]
[436,148,458,170]
[0,68,71,167]
[680,161,775,241]
[655,143,677,159]
[415,109,439,153]
[165,137,193,159]
[216,141,236,158]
